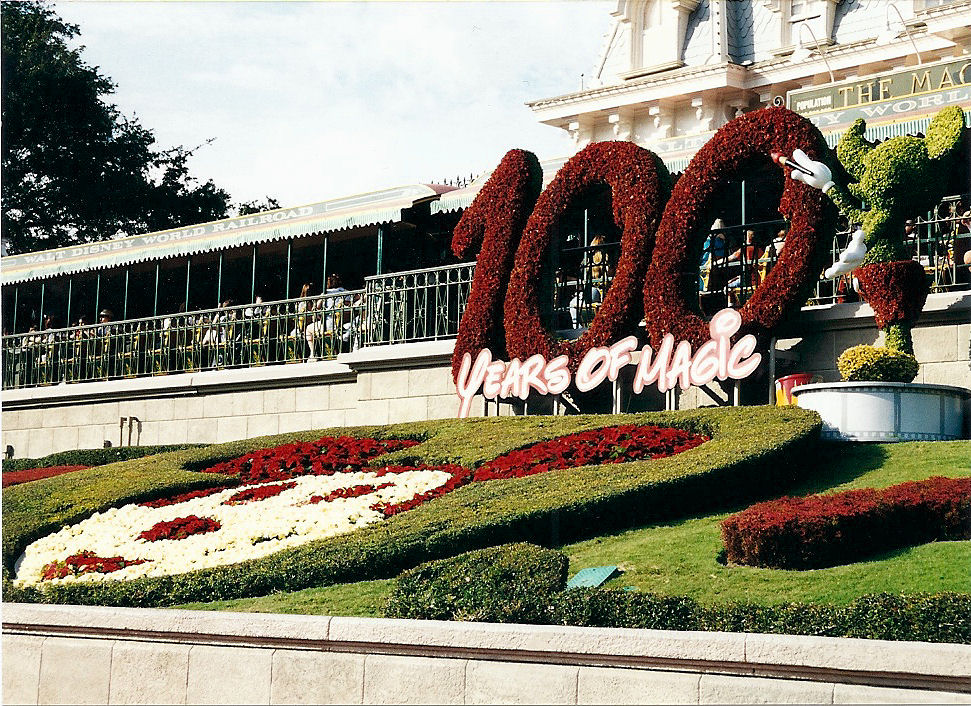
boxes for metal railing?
[363,262,475,345]
[2,291,365,389]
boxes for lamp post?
[790,22,835,83]
[877,2,923,65]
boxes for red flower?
[645,106,838,349]
[2,465,90,488]
[223,482,297,505]
[504,141,671,373]
[854,260,928,328]
[308,482,395,504]
[41,551,148,580]
[451,149,543,379]
[139,515,221,542]
[472,424,707,482]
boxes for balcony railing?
[3,207,969,390]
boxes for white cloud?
[54,1,612,207]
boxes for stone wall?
[3,294,969,459]
[4,604,970,705]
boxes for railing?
[363,262,475,345]
[1,291,365,389]
[3,205,969,390]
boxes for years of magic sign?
[454,309,761,417]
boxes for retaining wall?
[3,293,969,459]
[3,604,971,705]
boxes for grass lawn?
[177,440,970,615]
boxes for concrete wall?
[3,294,969,459]
[4,604,971,705]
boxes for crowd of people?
[3,276,367,387]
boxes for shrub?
[3,407,821,607]
[837,344,919,383]
[384,545,971,643]
[720,476,971,569]
[386,543,568,623]
[2,444,203,472]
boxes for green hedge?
[383,543,971,643]
[2,444,204,472]
[3,407,822,607]
[386,543,568,623]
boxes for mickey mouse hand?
[786,149,835,193]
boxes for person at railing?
[699,221,728,293]
[725,230,764,302]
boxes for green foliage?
[829,107,966,271]
[837,344,919,383]
[386,543,568,622]
[0,1,231,253]
[382,544,970,643]
[2,407,822,607]
[925,106,966,160]
[883,322,912,355]
[2,444,203,472]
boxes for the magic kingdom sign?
[787,57,971,131]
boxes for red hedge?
[450,149,543,379]
[721,476,971,569]
[2,465,90,488]
[504,141,670,372]
[223,481,296,505]
[644,106,838,349]
[854,259,929,329]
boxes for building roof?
[1,183,456,285]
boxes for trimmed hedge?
[3,407,821,607]
[2,444,203,472]
[386,543,568,622]
[383,543,971,644]
[721,476,971,569]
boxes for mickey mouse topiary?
[825,107,966,375]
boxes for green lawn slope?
[4,406,820,607]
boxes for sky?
[55,1,613,210]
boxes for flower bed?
[13,426,709,586]
[16,467,455,585]
[720,476,971,569]
[2,465,91,488]
[473,424,708,481]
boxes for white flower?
[15,470,451,586]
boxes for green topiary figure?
[783,107,966,381]
[830,107,965,354]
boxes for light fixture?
[876,2,923,65]
[790,22,836,83]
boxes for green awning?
[2,183,455,285]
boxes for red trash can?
[775,373,813,406]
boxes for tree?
[1,1,231,254]
[237,197,281,216]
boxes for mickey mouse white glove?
[788,149,835,193]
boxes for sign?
[787,58,971,131]
[454,308,762,417]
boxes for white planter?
[791,381,969,442]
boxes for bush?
[3,407,821,607]
[720,476,971,569]
[2,465,90,488]
[383,545,971,643]
[386,543,567,622]
[837,344,918,382]
[2,444,203,472]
